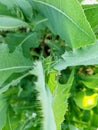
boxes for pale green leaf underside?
[0,16,28,31]
[30,61,56,130]
[54,41,98,70]
[31,0,95,49]
[0,44,32,86]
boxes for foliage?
[0,0,98,130]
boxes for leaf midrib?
[0,66,32,72]
[33,0,94,40]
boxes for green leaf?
[81,74,98,90]
[0,0,16,9]
[52,69,74,130]
[30,61,56,130]
[5,32,41,57]
[0,94,8,130]
[54,41,98,70]
[0,0,33,20]
[0,0,25,19]
[83,4,98,34]
[91,111,98,127]
[14,0,33,21]
[5,33,26,52]
[30,0,96,49]
[47,69,58,93]
[0,44,32,86]
[68,125,79,130]
[0,16,28,31]
[0,72,29,94]
[78,0,83,3]
[21,32,41,57]
[0,3,13,16]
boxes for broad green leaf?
[5,32,41,57]
[0,72,29,94]
[54,41,98,70]
[0,44,32,86]
[0,3,13,16]
[53,69,74,130]
[30,61,56,130]
[0,16,28,31]
[30,0,96,49]
[22,32,40,48]
[83,4,98,34]
[0,94,8,130]
[0,0,16,9]
[14,0,33,21]
[0,0,25,19]
[21,32,41,57]
[5,33,26,52]
[81,74,98,90]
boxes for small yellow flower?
[74,91,98,110]
[83,94,97,108]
